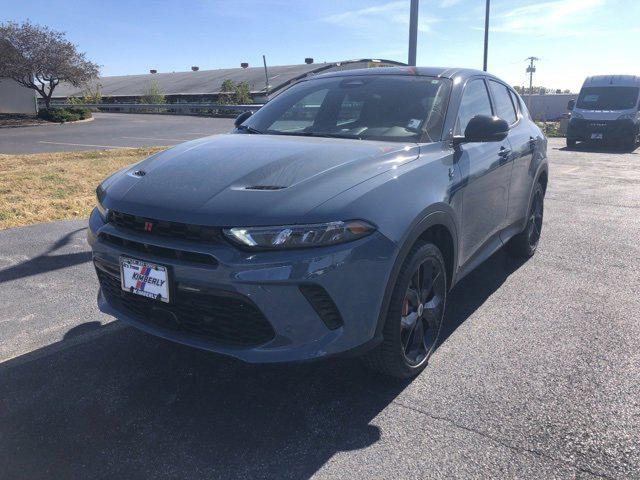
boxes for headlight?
[223,220,376,250]
[95,185,110,221]
[617,113,635,120]
[571,112,584,119]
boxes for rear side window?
[489,80,518,124]
[455,79,493,135]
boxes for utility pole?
[262,55,269,100]
[483,0,490,71]
[526,56,539,108]
[408,0,419,66]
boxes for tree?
[235,81,252,104]
[218,79,253,105]
[0,21,99,109]
[140,81,165,104]
[219,79,237,104]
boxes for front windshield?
[576,86,640,111]
[242,75,452,142]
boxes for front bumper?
[88,208,397,363]
[567,118,637,143]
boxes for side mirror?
[457,115,510,144]
[567,99,575,111]
[234,111,253,128]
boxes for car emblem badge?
[144,221,153,232]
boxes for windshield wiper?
[266,130,362,140]
[236,124,263,134]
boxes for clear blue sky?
[3,0,639,91]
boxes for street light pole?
[408,0,419,66]
[483,0,490,71]
[262,55,269,100]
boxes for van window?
[577,86,639,111]
[455,79,493,135]
[489,81,518,124]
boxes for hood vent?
[244,185,286,191]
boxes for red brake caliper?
[402,297,410,317]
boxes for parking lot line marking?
[38,141,135,149]
[121,136,193,142]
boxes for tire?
[566,138,577,150]
[363,241,447,379]
[624,134,637,152]
[506,182,544,258]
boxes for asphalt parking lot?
[0,138,639,479]
[0,112,234,154]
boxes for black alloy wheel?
[364,241,447,378]
[400,256,446,367]
[527,187,544,249]
[506,182,545,258]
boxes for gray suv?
[89,67,548,378]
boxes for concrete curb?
[0,116,95,129]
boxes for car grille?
[99,232,218,266]
[95,260,275,347]
[110,210,223,243]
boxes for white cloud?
[322,1,438,34]
[490,0,605,37]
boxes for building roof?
[53,59,406,98]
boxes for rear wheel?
[364,241,447,379]
[624,133,638,151]
[506,182,544,258]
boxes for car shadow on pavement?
[441,249,528,346]
[556,144,638,154]
[0,227,90,284]
[0,249,527,480]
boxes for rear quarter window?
[489,80,518,124]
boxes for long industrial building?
[53,59,406,103]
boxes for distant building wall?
[525,93,576,121]
[0,78,36,114]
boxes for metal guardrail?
[51,103,264,116]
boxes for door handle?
[498,147,511,157]
[498,146,511,165]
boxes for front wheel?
[505,182,544,258]
[363,241,447,379]
[566,138,577,150]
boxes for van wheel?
[566,138,577,149]
[506,183,544,258]
[624,134,638,151]
[363,241,447,379]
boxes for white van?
[566,75,640,150]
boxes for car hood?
[102,133,420,226]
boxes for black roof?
[52,59,407,98]
[313,66,498,81]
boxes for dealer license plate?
[120,257,170,303]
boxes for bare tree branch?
[0,21,100,108]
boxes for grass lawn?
[0,147,166,230]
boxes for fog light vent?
[299,284,344,330]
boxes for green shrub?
[38,107,92,123]
[140,81,165,104]
[535,121,563,138]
